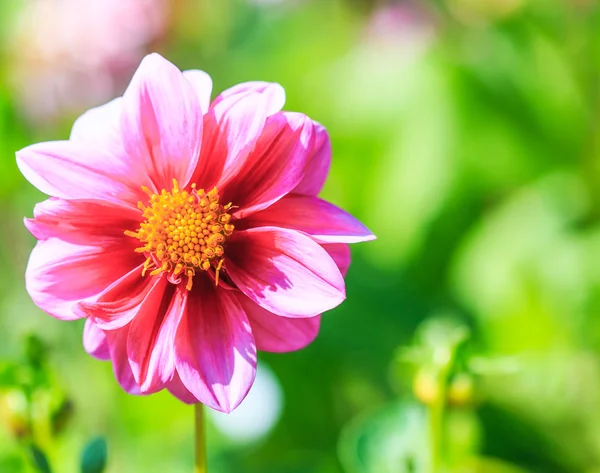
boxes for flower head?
[18,53,375,412]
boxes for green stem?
[194,404,207,473]
[429,373,448,473]
[429,349,454,473]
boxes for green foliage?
[80,437,107,473]
[29,445,52,473]
[0,454,26,473]
[339,401,428,473]
[0,362,19,389]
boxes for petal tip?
[135,52,181,79]
[363,231,377,242]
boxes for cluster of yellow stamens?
[125,179,234,290]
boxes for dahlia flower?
[18,53,374,413]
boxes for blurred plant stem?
[409,320,468,473]
[428,354,452,473]
[194,403,207,473]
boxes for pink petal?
[211,81,285,117]
[293,122,331,196]
[175,277,257,413]
[120,53,203,191]
[189,91,270,190]
[106,326,142,395]
[83,318,110,361]
[79,269,167,330]
[183,70,213,113]
[322,243,351,276]
[221,112,315,219]
[127,285,187,394]
[25,237,140,321]
[16,141,149,208]
[225,227,346,318]
[201,82,285,188]
[25,197,141,244]
[167,371,199,404]
[241,194,375,243]
[239,296,321,353]
[70,97,123,147]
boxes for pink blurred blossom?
[364,1,435,52]
[17,54,375,412]
[8,0,169,123]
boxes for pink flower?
[17,53,375,413]
[8,0,169,123]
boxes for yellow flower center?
[125,179,234,291]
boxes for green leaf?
[338,401,428,473]
[24,335,48,370]
[29,445,52,473]
[80,437,107,473]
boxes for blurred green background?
[1,0,600,472]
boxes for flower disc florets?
[125,179,234,290]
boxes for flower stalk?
[428,357,451,473]
[412,320,469,473]
[194,403,207,473]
